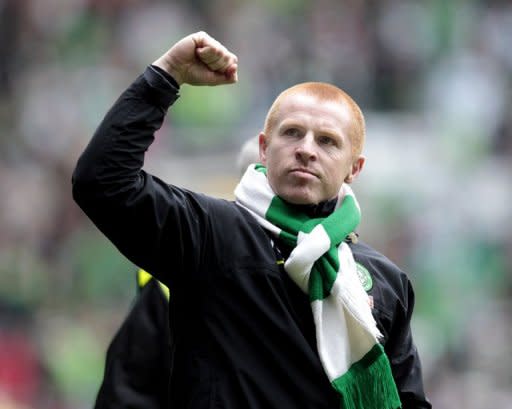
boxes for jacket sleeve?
[93,277,171,409]
[72,67,211,288]
[385,276,432,409]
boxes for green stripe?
[265,196,308,243]
[301,217,324,233]
[254,163,267,175]
[332,344,401,409]
[322,195,360,245]
[309,247,339,301]
[279,230,297,247]
[308,266,325,300]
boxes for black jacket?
[94,274,171,409]
[73,67,431,409]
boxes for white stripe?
[312,298,350,381]
[331,243,381,339]
[312,243,380,381]
[234,165,274,216]
[235,203,281,236]
[235,165,282,236]
[313,295,376,380]
[337,183,360,212]
[315,298,377,380]
[284,226,330,293]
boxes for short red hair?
[263,82,365,156]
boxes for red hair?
[263,82,365,156]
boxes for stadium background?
[0,1,511,408]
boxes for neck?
[286,197,338,218]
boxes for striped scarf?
[235,164,401,409]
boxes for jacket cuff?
[142,65,180,108]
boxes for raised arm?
[72,32,238,286]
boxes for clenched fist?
[153,31,238,86]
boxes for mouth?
[289,168,318,178]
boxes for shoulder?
[177,190,270,252]
[190,192,262,231]
[350,240,416,343]
[350,241,409,289]
[191,190,263,229]
[169,188,255,225]
[349,240,413,314]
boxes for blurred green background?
[1,1,511,408]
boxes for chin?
[272,182,320,205]
[280,192,318,206]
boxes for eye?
[318,135,336,146]
[283,127,301,137]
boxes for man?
[73,31,430,408]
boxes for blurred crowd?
[0,0,511,408]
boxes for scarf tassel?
[332,344,402,409]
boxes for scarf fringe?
[332,344,401,409]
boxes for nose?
[295,132,317,163]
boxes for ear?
[258,132,268,165]
[344,155,366,184]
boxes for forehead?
[274,93,352,132]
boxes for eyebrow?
[278,120,343,138]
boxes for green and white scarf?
[235,164,401,409]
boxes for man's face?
[259,93,365,205]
